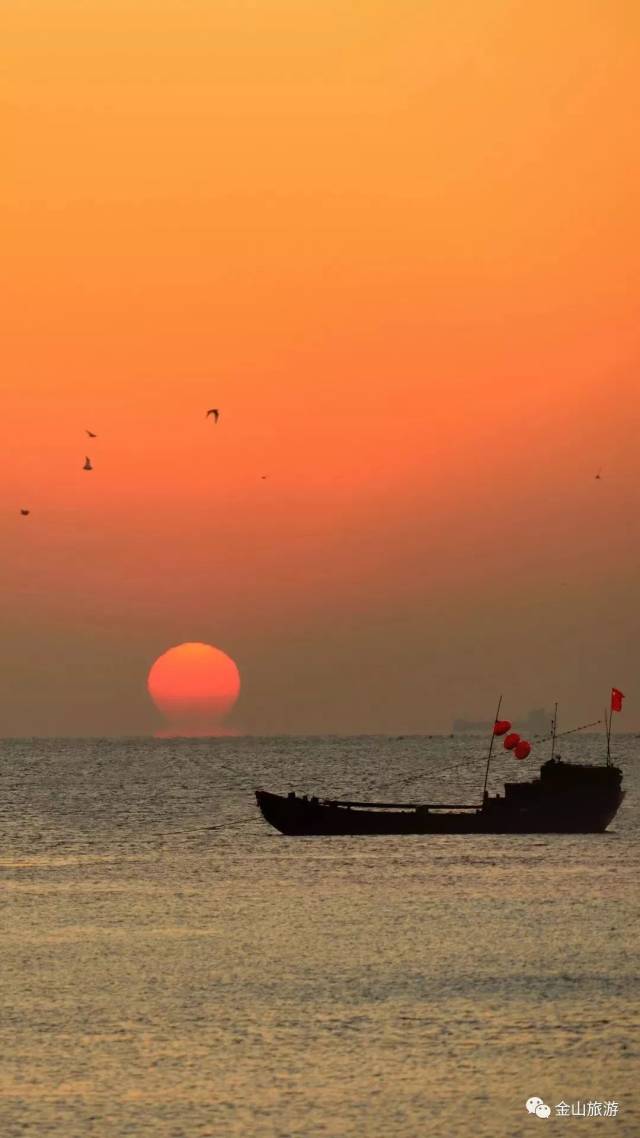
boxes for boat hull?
[255,789,624,836]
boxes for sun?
[147,642,241,736]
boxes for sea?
[1,735,638,1138]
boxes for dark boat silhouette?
[255,757,624,835]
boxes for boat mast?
[482,694,502,800]
[550,702,558,760]
[605,705,611,766]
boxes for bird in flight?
[206,408,220,423]
[86,429,97,438]
[83,456,93,471]
[20,509,30,516]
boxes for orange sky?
[3,1,639,733]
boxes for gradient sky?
[3,1,639,734]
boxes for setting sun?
[147,642,241,736]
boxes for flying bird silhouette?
[86,430,97,438]
[20,509,30,516]
[83,456,93,471]
[206,408,220,423]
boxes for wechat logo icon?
[526,1097,551,1119]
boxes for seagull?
[86,430,97,438]
[20,509,30,516]
[206,408,220,423]
[83,456,93,471]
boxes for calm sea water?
[1,735,638,1137]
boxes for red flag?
[611,688,625,712]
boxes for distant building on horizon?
[453,708,551,736]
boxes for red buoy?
[493,720,511,736]
[514,740,531,760]
[504,732,520,750]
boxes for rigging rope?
[374,718,604,794]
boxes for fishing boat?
[255,757,624,835]
[255,699,626,836]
